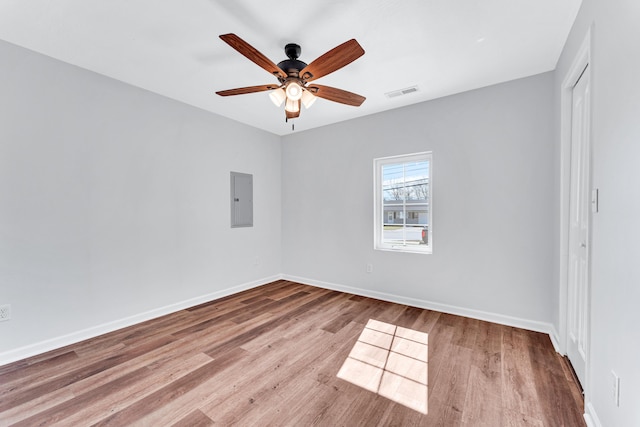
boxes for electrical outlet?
[366,263,373,273]
[611,370,620,407]
[0,304,11,321]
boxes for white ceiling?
[0,0,581,136]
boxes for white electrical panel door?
[230,172,253,227]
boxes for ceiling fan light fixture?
[285,81,303,101]
[301,89,316,109]
[217,34,366,122]
[285,98,300,113]
[269,88,286,107]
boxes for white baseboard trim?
[283,274,557,337]
[548,324,562,354]
[0,275,282,367]
[584,401,602,427]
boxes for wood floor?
[0,280,585,426]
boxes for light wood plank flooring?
[0,280,585,426]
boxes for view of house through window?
[374,152,431,253]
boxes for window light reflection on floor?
[337,319,428,414]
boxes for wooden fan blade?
[285,101,301,119]
[307,84,366,106]
[216,84,280,96]
[220,34,287,79]
[300,39,364,83]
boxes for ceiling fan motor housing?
[278,43,307,78]
[277,59,308,78]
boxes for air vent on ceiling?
[385,85,419,99]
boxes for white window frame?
[374,152,432,254]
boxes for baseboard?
[283,274,556,337]
[0,275,282,367]
[584,401,602,427]
[548,324,562,354]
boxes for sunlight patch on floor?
[337,319,428,414]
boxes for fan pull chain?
[285,117,295,131]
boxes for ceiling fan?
[216,33,366,121]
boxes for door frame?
[559,28,592,403]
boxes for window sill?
[374,246,432,255]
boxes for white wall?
[0,40,282,362]
[281,72,556,329]
[556,1,640,425]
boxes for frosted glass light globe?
[285,82,303,101]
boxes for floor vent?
[385,86,419,99]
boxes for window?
[374,152,432,253]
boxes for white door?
[566,65,591,387]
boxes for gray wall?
[556,0,640,425]
[0,40,282,360]
[282,72,555,328]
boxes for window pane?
[405,161,429,201]
[382,163,405,202]
[383,224,425,246]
